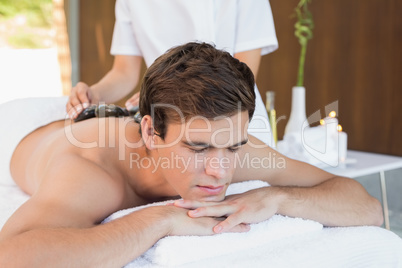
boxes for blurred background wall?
[65,0,402,156]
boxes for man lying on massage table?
[0,42,383,267]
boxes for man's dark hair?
[139,42,256,139]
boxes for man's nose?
[204,154,228,179]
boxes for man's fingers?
[173,200,197,209]
[214,222,250,234]
[187,205,234,218]
[213,213,244,233]
[225,223,251,233]
[173,199,219,209]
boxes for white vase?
[284,86,309,135]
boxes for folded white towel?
[145,214,322,266]
[104,180,323,267]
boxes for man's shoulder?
[38,152,136,220]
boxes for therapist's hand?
[125,92,140,111]
[173,187,278,233]
[66,82,98,119]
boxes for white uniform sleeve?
[110,0,142,56]
[235,0,278,55]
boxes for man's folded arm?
[0,206,174,267]
[0,155,170,266]
[227,136,384,227]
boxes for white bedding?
[1,180,402,267]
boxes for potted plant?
[284,0,314,135]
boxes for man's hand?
[163,205,250,236]
[67,82,98,119]
[172,187,280,234]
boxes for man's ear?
[140,115,157,150]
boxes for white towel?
[0,96,68,186]
[104,180,323,267]
[144,215,322,266]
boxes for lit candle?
[338,124,348,163]
[319,111,337,139]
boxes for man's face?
[155,111,249,202]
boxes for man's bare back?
[11,120,71,194]
[9,117,176,225]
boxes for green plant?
[294,0,314,87]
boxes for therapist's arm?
[234,48,262,79]
[67,55,143,118]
